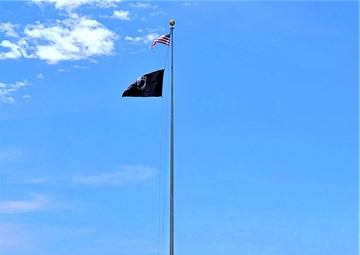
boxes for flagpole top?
[169,19,175,26]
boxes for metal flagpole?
[169,19,175,255]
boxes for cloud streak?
[0,194,50,214]
[129,2,154,8]
[73,165,156,186]
[124,33,159,45]
[0,148,26,163]
[0,223,28,250]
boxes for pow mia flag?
[122,69,164,97]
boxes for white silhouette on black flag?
[122,69,164,97]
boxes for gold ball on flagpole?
[169,19,175,26]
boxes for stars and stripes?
[151,34,170,49]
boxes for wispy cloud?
[31,0,122,12]
[129,2,155,8]
[0,23,30,60]
[73,64,89,69]
[23,94,32,102]
[149,10,166,17]
[0,80,30,103]
[112,10,131,21]
[0,223,28,250]
[0,148,31,165]
[182,2,198,7]
[134,27,163,34]
[0,22,19,38]
[0,194,50,214]
[182,2,191,6]
[37,73,45,79]
[73,165,156,186]
[124,33,159,45]
[0,40,23,60]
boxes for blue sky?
[0,1,358,255]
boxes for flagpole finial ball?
[169,20,175,26]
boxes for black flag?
[122,69,164,97]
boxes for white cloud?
[31,0,122,12]
[146,27,163,33]
[149,10,166,17]
[129,2,154,8]
[5,97,14,103]
[0,80,30,103]
[0,14,118,64]
[23,15,118,64]
[0,194,50,214]
[182,2,198,7]
[0,37,34,60]
[37,73,45,79]
[125,33,159,45]
[0,22,19,38]
[124,35,142,43]
[73,165,156,186]
[73,64,89,69]
[23,94,32,102]
[112,10,131,21]
[0,40,22,60]
[182,2,192,6]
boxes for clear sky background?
[0,1,358,255]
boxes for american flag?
[151,34,170,49]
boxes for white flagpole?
[169,19,175,255]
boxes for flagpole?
[169,19,175,255]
